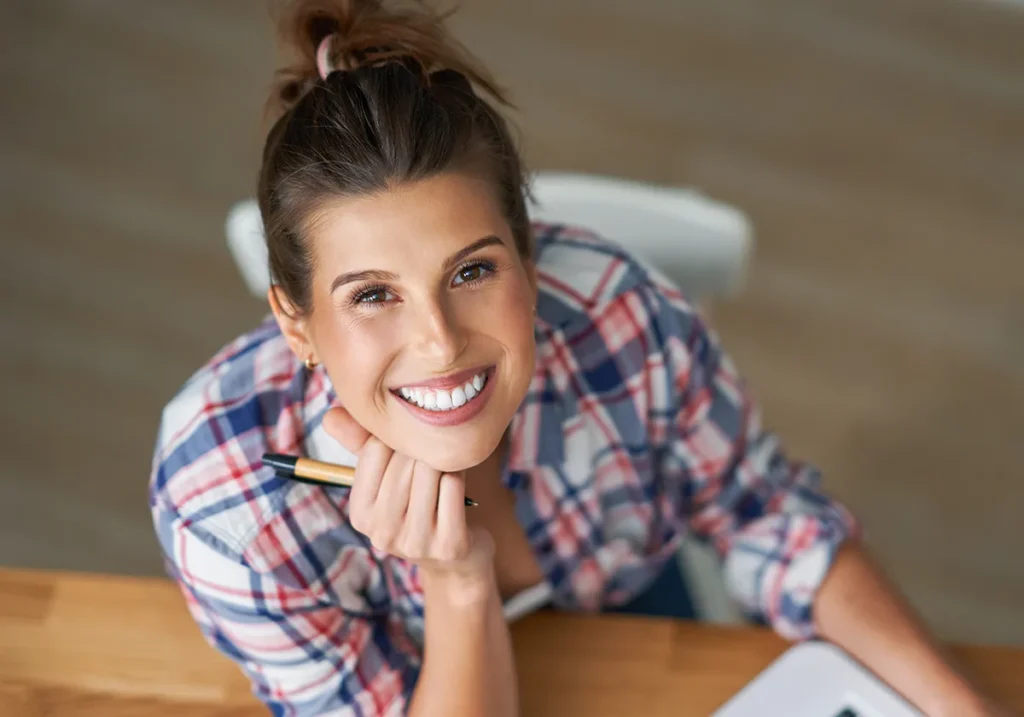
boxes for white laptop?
[713,641,922,717]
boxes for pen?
[262,453,478,507]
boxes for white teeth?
[397,371,488,411]
[435,390,453,410]
[451,387,467,408]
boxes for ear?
[267,286,316,364]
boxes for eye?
[352,285,395,307]
[452,261,495,287]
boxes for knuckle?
[348,498,371,526]
[433,535,466,562]
[347,510,368,536]
[370,527,397,553]
[366,438,393,464]
[398,535,422,560]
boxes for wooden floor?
[1,0,1022,646]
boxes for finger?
[400,461,442,556]
[433,472,469,561]
[371,452,415,550]
[348,436,391,524]
[322,406,371,455]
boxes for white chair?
[525,172,751,298]
[226,171,752,300]
[224,171,753,624]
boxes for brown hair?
[259,0,532,316]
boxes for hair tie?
[316,35,336,80]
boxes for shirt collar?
[504,322,565,477]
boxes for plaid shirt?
[150,223,858,716]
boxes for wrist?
[420,560,496,608]
[419,526,496,605]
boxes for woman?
[149,1,1003,715]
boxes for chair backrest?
[225,171,753,300]
[527,172,752,297]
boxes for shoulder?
[525,225,723,469]
[531,222,702,357]
[149,316,306,555]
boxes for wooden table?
[2,568,1022,716]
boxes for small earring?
[304,356,318,370]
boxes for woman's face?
[277,171,537,473]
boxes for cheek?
[471,273,536,359]
[314,313,398,406]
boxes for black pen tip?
[262,453,298,474]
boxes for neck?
[465,429,510,494]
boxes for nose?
[409,296,467,366]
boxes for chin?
[415,437,498,474]
[385,422,500,473]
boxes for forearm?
[409,567,518,717]
[814,542,989,716]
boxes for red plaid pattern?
[150,223,858,715]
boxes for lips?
[391,366,497,428]
[396,371,487,412]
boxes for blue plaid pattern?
[150,223,858,715]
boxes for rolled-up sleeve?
[651,285,860,640]
[155,507,418,716]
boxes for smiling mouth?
[394,369,490,412]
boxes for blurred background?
[1,0,1021,647]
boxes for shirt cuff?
[723,508,859,640]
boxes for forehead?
[306,172,508,269]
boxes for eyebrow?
[329,235,505,294]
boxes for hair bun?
[429,68,473,93]
[269,0,508,115]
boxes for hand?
[323,407,494,579]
